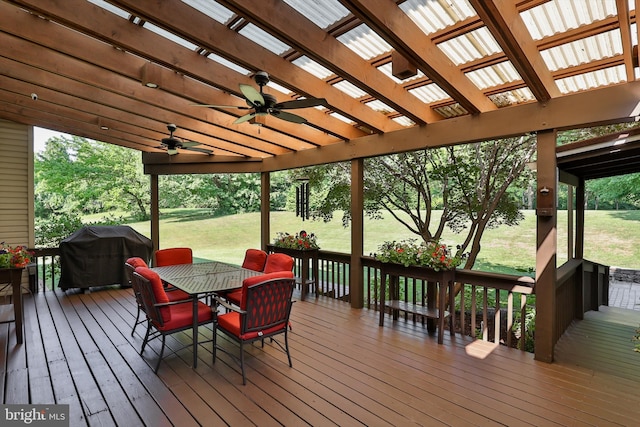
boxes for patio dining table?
[151,261,262,368]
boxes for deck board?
[0,287,639,426]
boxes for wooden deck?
[1,286,640,426]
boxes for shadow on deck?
[1,287,639,426]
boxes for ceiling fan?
[194,71,326,125]
[156,124,212,155]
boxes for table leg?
[192,295,198,368]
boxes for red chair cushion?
[242,249,268,272]
[154,248,193,267]
[126,257,148,268]
[135,266,170,322]
[240,271,294,309]
[217,311,287,340]
[166,289,190,301]
[263,253,294,274]
[225,289,243,306]
[156,300,212,332]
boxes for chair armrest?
[212,295,247,314]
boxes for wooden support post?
[534,129,557,363]
[261,172,270,251]
[150,174,159,254]
[350,158,364,308]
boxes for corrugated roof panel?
[433,103,467,118]
[409,84,449,103]
[239,24,291,55]
[144,22,199,51]
[392,116,415,127]
[556,65,626,93]
[466,62,522,90]
[376,63,424,84]
[337,24,392,60]
[207,53,251,75]
[488,88,535,107]
[541,30,622,71]
[282,0,349,29]
[266,81,292,96]
[182,0,235,24]
[332,80,368,98]
[521,0,618,40]
[328,112,355,124]
[365,99,396,114]
[438,27,503,66]
[292,56,334,80]
[399,0,477,35]
[88,0,129,19]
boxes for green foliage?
[34,212,83,247]
[375,239,461,270]
[634,326,640,353]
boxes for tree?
[35,136,150,219]
[304,136,536,269]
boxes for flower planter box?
[378,262,455,344]
[266,245,318,301]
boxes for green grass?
[119,209,640,272]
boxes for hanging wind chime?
[295,177,310,221]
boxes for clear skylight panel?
[521,0,617,40]
[541,30,622,71]
[292,56,334,80]
[283,0,349,29]
[392,116,415,127]
[438,27,503,66]
[332,80,368,98]
[182,0,235,24]
[88,0,129,19]
[144,23,199,51]
[556,65,625,93]
[239,24,291,55]
[336,24,392,60]
[399,0,476,35]
[466,62,522,90]
[365,99,396,114]
[207,53,250,75]
[408,84,449,103]
[329,112,355,124]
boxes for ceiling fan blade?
[239,84,264,107]
[185,146,213,155]
[190,103,251,110]
[275,98,326,110]
[270,110,307,124]
[233,112,257,124]
[180,141,200,148]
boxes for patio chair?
[153,247,193,266]
[213,275,296,384]
[242,249,268,272]
[132,266,214,373]
[263,253,294,274]
[225,271,294,307]
[125,257,190,337]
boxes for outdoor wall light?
[539,186,550,195]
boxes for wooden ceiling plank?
[5,0,364,141]
[0,25,311,157]
[469,0,561,102]
[215,0,441,125]
[340,0,496,115]
[105,0,394,136]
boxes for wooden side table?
[267,245,318,301]
[0,267,24,344]
[378,263,455,344]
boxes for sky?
[33,126,72,153]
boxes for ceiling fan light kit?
[195,71,326,126]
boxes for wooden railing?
[28,247,61,292]
[314,252,536,351]
[555,258,609,344]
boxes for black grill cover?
[59,225,153,290]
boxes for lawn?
[122,209,640,273]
